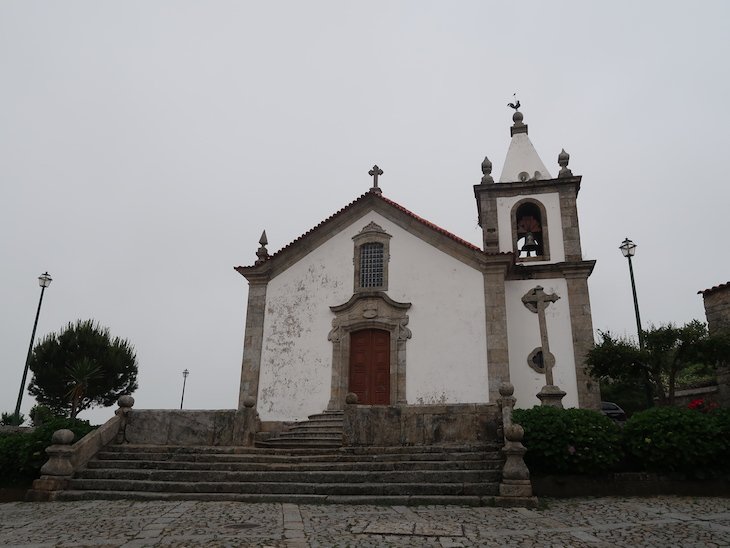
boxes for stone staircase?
[55,443,504,505]
[255,410,343,449]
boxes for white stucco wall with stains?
[505,278,579,409]
[256,210,489,422]
[496,192,565,264]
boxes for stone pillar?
[484,263,511,401]
[115,395,135,443]
[559,184,583,262]
[232,397,260,446]
[25,429,75,501]
[565,271,601,409]
[495,383,537,507]
[238,279,268,409]
[478,193,500,253]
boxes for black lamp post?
[14,272,52,424]
[180,369,189,409]
[619,238,643,349]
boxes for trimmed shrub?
[513,406,622,475]
[622,406,723,476]
[0,418,95,487]
[0,412,25,426]
[29,405,56,427]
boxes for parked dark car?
[601,401,627,423]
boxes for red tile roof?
[241,190,500,268]
[377,193,482,252]
[698,281,730,295]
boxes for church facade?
[236,110,600,423]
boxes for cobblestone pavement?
[1,497,729,547]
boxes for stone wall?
[343,403,501,446]
[701,282,730,407]
[672,385,721,408]
[702,283,730,335]
[123,409,258,446]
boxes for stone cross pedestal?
[522,285,566,408]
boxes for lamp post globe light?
[619,238,643,349]
[180,369,190,409]
[14,272,52,424]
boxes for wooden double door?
[349,329,390,405]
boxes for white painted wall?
[496,193,565,264]
[498,133,552,183]
[257,210,488,421]
[505,278,579,409]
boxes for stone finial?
[498,382,515,397]
[510,110,528,136]
[481,156,494,184]
[558,148,573,178]
[243,396,256,408]
[51,429,75,445]
[39,429,76,477]
[255,230,269,265]
[345,392,359,405]
[117,395,135,409]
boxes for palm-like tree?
[66,357,102,419]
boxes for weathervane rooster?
[508,93,521,111]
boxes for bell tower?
[474,107,600,409]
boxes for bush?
[0,417,95,487]
[29,405,56,427]
[1,412,25,426]
[513,406,622,475]
[622,406,723,476]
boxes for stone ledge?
[533,473,730,497]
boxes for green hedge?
[0,418,95,487]
[513,406,622,475]
[513,405,730,477]
[622,406,725,476]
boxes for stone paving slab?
[0,497,729,547]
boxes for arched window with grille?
[353,222,391,292]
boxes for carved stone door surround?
[327,291,411,410]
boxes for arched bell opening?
[512,200,550,261]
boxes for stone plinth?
[343,403,501,447]
[123,409,259,446]
[536,385,566,408]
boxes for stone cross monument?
[522,285,566,408]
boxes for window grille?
[360,243,384,288]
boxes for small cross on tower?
[368,165,383,194]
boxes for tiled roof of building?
[698,281,730,296]
[254,190,491,265]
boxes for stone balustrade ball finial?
[558,148,573,178]
[481,157,494,184]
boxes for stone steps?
[256,411,344,449]
[65,479,499,497]
[76,468,500,484]
[94,446,498,462]
[59,444,503,504]
[86,459,497,472]
[55,491,486,506]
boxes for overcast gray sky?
[2,1,728,424]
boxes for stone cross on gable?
[369,165,383,194]
[522,285,566,407]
